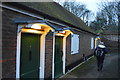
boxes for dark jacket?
[94,45,108,57]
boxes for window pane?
[91,37,94,49]
[71,34,79,54]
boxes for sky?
[55,0,117,14]
[75,0,99,13]
[75,0,117,13]
[54,0,101,21]
[54,0,118,21]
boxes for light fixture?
[56,33,64,36]
[31,24,41,30]
[59,31,65,33]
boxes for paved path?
[59,53,119,79]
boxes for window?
[71,34,79,54]
[91,37,94,49]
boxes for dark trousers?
[97,56,105,71]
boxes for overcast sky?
[78,1,99,13]
[75,0,117,13]
[55,0,117,13]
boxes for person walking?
[94,42,108,71]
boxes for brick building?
[1,2,98,79]
[101,27,119,52]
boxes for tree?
[90,1,119,33]
[100,2,118,26]
[54,0,93,25]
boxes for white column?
[16,32,21,78]
[40,35,45,79]
[63,37,67,74]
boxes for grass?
[69,56,96,76]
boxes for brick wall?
[2,8,39,78]
[101,35,118,53]
[45,31,53,78]
[66,29,95,70]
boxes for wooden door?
[54,36,63,78]
[20,33,40,78]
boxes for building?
[1,2,98,79]
[101,26,119,52]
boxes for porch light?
[56,33,65,36]
[59,31,65,33]
[31,24,41,30]
[95,36,100,40]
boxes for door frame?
[16,31,44,78]
[52,30,73,79]
[16,23,52,79]
[95,37,100,48]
